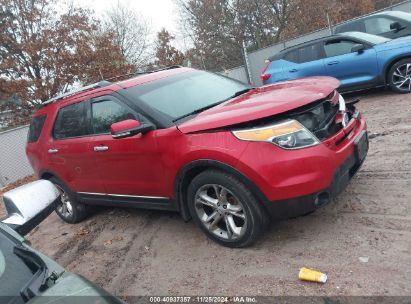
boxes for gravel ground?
[4,88,411,297]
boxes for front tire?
[187,170,268,248]
[388,59,411,93]
[49,177,89,224]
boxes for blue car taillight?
[260,61,271,82]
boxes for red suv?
[26,67,368,247]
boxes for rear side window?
[53,102,88,139]
[27,115,47,143]
[284,49,299,63]
[284,43,324,63]
[92,100,135,134]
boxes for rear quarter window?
[27,115,47,143]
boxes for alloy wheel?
[392,63,411,91]
[194,184,247,240]
[55,185,74,219]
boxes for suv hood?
[178,76,340,134]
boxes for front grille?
[289,99,342,140]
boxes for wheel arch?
[174,159,269,221]
[383,54,411,84]
[40,171,55,180]
[39,170,69,190]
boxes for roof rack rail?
[41,80,112,106]
[148,65,182,72]
[104,65,183,82]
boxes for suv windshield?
[122,70,249,121]
[343,31,391,44]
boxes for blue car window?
[284,49,299,63]
[324,40,357,57]
[284,43,324,63]
[335,20,366,33]
[364,17,394,35]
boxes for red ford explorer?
[26,67,368,247]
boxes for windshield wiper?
[14,245,49,301]
[230,88,253,98]
[172,101,225,122]
[172,88,254,122]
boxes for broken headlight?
[232,120,320,150]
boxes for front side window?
[53,102,88,139]
[27,114,47,143]
[364,17,394,35]
[92,100,135,134]
[324,40,357,57]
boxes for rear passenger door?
[323,38,378,87]
[48,101,104,193]
[89,96,166,199]
[281,42,327,80]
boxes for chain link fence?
[0,125,34,187]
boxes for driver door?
[89,95,166,198]
[323,38,378,88]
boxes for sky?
[73,0,180,37]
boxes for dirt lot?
[3,88,411,297]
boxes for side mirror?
[1,180,59,235]
[390,21,402,32]
[110,119,154,139]
[351,44,365,53]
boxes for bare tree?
[176,0,294,70]
[0,0,133,104]
[284,0,376,38]
[264,0,298,42]
[104,3,152,68]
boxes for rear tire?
[388,59,411,94]
[187,170,268,248]
[49,177,89,224]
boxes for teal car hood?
[28,273,124,304]
[0,224,124,304]
[374,36,411,51]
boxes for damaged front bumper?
[264,130,369,220]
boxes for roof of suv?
[39,67,193,110]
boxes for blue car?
[261,32,411,93]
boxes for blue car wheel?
[389,59,411,94]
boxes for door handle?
[327,61,340,66]
[48,148,59,154]
[94,146,109,152]
[289,68,298,73]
